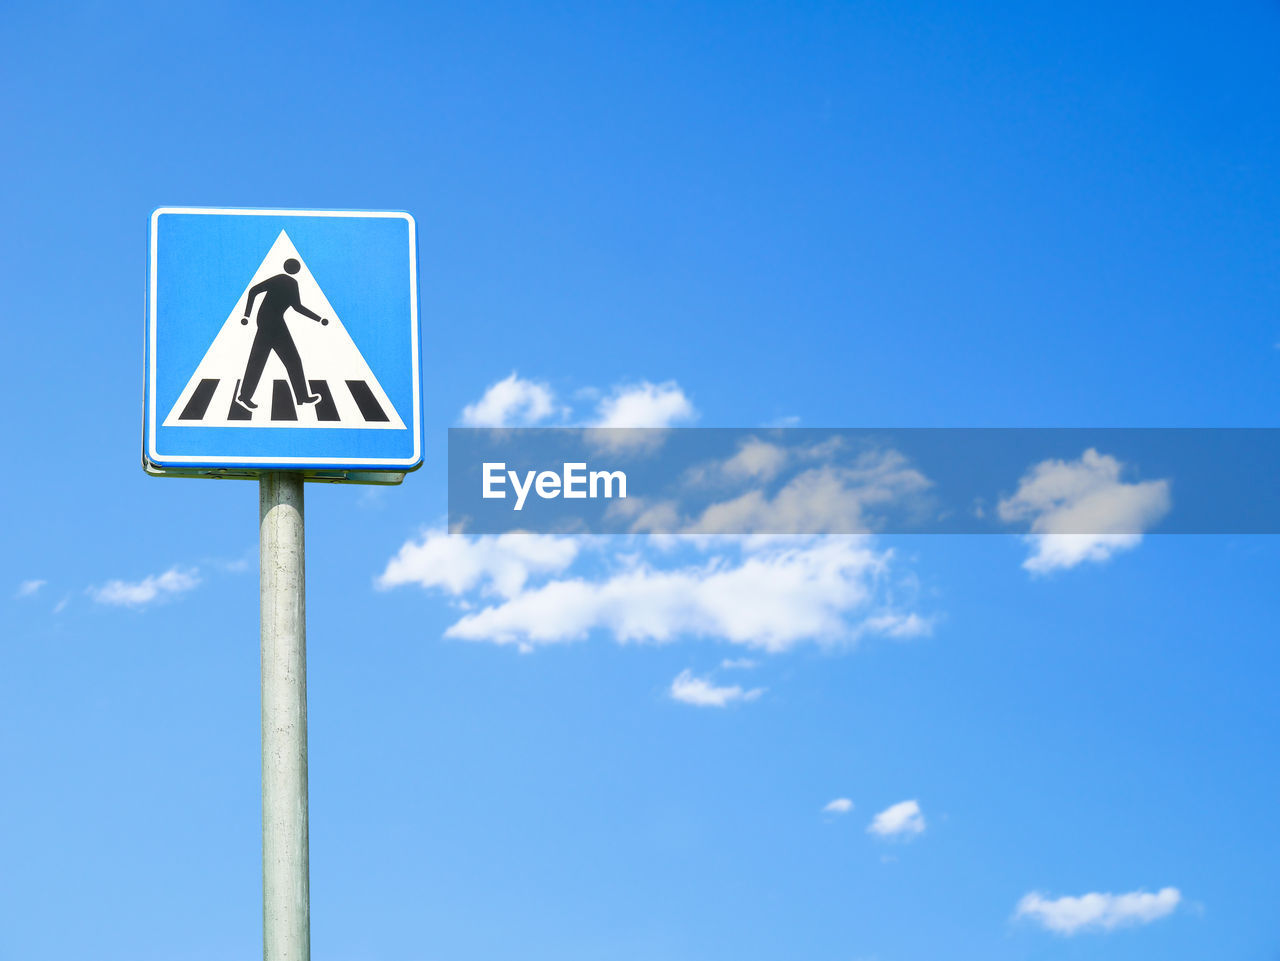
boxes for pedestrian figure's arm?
[295,303,325,323]
[285,282,326,324]
[243,281,270,320]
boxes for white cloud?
[15,579,46,598]
[720,657,758,670]
[377,529,579,599]
[823,798,854,814]
[593,381,696,428]
[669,669,763,707]
[437,537,920,652]
[1015,887,1182,935]
[90,567,201,608]
[722,438,789,481]
[657,451,930,537]
[214,553,253,574]
[458,375,695,461]
[861,611,932,638]
[868,800,925,838]
[998,449,1171,573]
[460,372,561,427]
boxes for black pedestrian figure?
[237,258,330,409]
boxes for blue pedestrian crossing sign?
[144,207,422,482]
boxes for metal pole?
[259,472,310,961]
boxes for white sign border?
[147,207,421,469]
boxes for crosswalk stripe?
[346,380,389,422]
[309,380,341,421]
[270,381,298,421]
[179,379,219,420]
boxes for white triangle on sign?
[163,231,406,430]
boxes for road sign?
[145,207,421,481]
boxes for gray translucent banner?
[447,428,1280,535]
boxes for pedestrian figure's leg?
[239,330,273,406]
[273,329,318,404]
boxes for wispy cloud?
[669,669,763,707]
[15,579,46,598]
[721,438,790,482]
[617,445,932,537]
[861,611,932,638]
[461,372,562,427]
[457,375,696,449]
[211,550,254,574]
[428,537,920,653]
[90,567,201,608]
[998,449,1171,573]
[377,530,580,600]
[868,800,925,838]
[1014,887,1182,935]
[823,797,854,815]
[592,381,695,429]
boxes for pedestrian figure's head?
[283,258,301,275]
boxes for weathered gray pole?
[259,472,310,961]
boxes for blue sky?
[2,2,1279,959]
